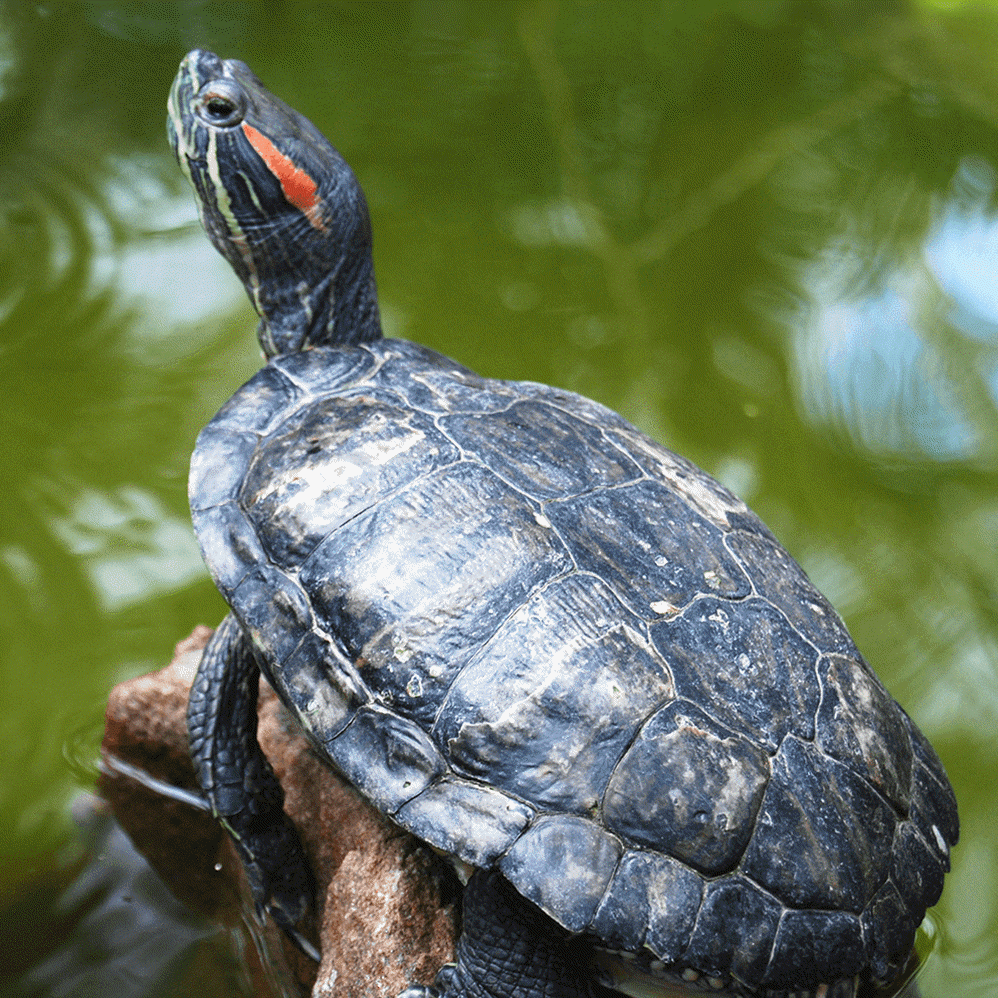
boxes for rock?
[99,626,458,998]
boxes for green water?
[1,2,995,995]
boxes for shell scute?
[440,400,642,500]
[190,428,259,510]
[546,479,752,621]
[271,342,379,395]
[498,814,622,934]
[326,704,446,815]
[890,821,945,918]
[371,340,515,417]
[907,716,959,855]
[208,362,303,435]
[232,564,314,664]
[682,875,782,984]
[297,463,575,728]
[741,736,895,913]
[280,629,366,744]
[517,383,636,437]
[763,909,866,989]
[191,502,265,594]
[651,596,820,750]
[727,528,856,654]
[435,573,674,815]
[241,392,460,567]
[602,700,770,874]
[590,849,703,957]
[861,880,917,983]
[816,653,913,813]
[606,425,750,532]
[394,777,535,868]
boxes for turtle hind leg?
[187,613,318,960]
[400,869,609,998]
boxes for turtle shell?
[190,336,957,991]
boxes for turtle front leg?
[187,613,318,959]
[400,869,610,998]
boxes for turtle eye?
[196,80,246,128]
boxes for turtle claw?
[275,917,321,963]
[396,964,462,998]
[237,828,318,960]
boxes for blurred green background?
[0,1,994,995]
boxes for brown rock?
[99,626,458,998]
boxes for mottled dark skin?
[170,49,957,998]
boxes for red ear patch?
[242,122,327,231]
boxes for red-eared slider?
[167,49,957,998]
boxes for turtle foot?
[404,870,610,998]
[187,615,318,960]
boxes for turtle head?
[168,49,381,357]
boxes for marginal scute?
[272,341,378,395]
[602,700,769,875]
[499,815,622,934]
[208,361,303,435]
[764,909,866,988]
[372,341,510,416]
[726,528,855,654]
[682,876,782,984]
[861,880,917,984]
[189,428,260,510]
[191,502,266,594]
[607,425,750,531]
[741,736,895,912]
[280,629,367,744]
[816,654,912,814]
[590,849,703,958]
[890,820,945,915]
[326,704,446,815]
[232,565,314,664]
[907,716,959,854]
[394,777,534,868]
[517,382,636,437]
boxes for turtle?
[167,49,958,998]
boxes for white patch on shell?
[649,599,679,617]
[616,431,749,530]
[932,823,948,854]
[280,458,362,515]
[277,423,428,515]
[534,511,552,528]
[707,607,730,633]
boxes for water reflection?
[49,485,204,613]
[102,156,244,343]
[17,795,222,998]
[791,155,998,464]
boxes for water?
[1,2,995,995]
